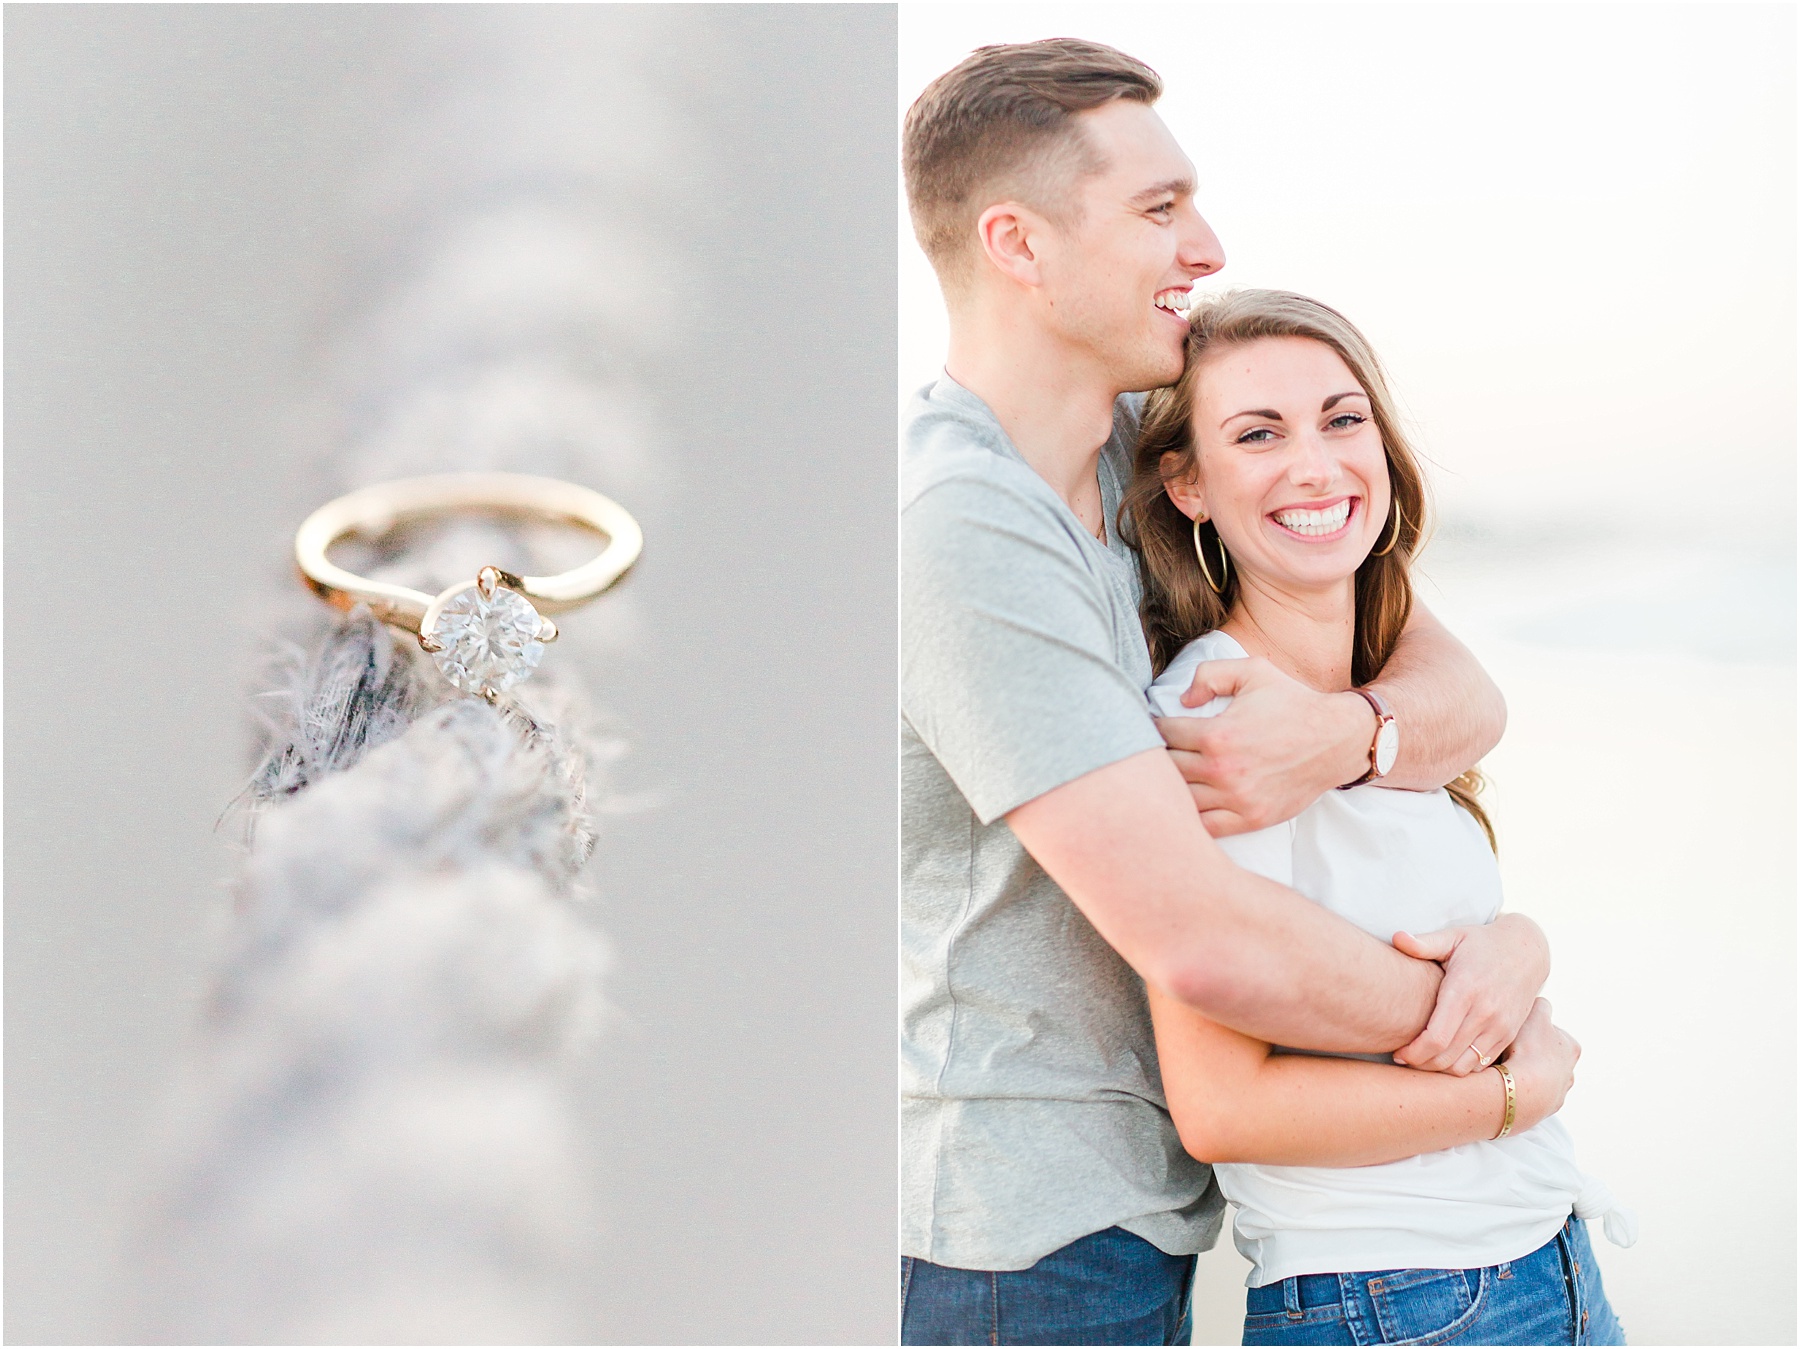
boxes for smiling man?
[901,40,1545,1346]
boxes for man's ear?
[1160,452,1206,522]
[975,201,1048,288]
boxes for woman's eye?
[1327,412,1366,430]
[1235,427,1276,445]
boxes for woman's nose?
[1288,433,1337,487]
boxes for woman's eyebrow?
[1222,407,1283,428]
[1322,391,1368,411]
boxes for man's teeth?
[1154,289,1192,314]
[1272,500,1353,535]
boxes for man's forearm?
[1156,603,1503,832]
[1367,603,1505,790]
[1166,858,1442,1053]
[1008,748,1441,1052]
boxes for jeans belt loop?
[1284,1276,1304,1319]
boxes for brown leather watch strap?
[1338,687,1394,789]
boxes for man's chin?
[1120,349,1187,394]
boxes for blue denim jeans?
[1241,1216,1625,1345]
[901,1226,1196,1345]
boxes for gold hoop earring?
[1192,513,1229,595]
[1372,499,1407,557]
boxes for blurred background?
[8,5,896,1342]
[903,5,1794,1345]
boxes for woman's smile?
[1267,494,1358,541]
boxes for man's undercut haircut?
[904,38,1162,290]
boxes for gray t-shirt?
[901,375,1223,1272]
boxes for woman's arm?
[1149,989,1578,1167]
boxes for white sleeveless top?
[1147,630,1633,1287]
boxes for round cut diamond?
[427,585,545,694]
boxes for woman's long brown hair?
[1119,289,1494,849]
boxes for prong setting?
[416,573,548,696]
[537,616,559,644]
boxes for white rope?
[138,674,614,1342]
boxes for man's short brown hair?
[903,38,1162,288]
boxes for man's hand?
[1390,913,1552,1074]
[1155,656,1374,836]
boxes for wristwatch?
[1339,687,1398,788]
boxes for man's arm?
[903,466,1521,1060]
[1007,746,1442,1052]
[1159,603,1506,835]
[1366,603,1507,789]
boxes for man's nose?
[1177,203,1225,278]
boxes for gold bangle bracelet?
[294,473,642,699]
[1492,1060,1518,1139]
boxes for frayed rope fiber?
[237,607,598,879]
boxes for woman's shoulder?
[1145,630,1249,719]
[1174,629,1249,663]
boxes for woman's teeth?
[1271,500,1352,535]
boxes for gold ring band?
[294,472,642,697]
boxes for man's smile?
[1153,286,1193,322]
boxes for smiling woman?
[1129,287,1629,1346]
[1127,292,1424,681]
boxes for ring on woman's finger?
[1469,1042,1496,1069]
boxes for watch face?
[1374,721,1400,776]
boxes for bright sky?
[899,3,1796,536]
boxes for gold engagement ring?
[295,473,642,700]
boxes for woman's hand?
[1495,997,1581,1133]
[1390,913,1551,1074]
